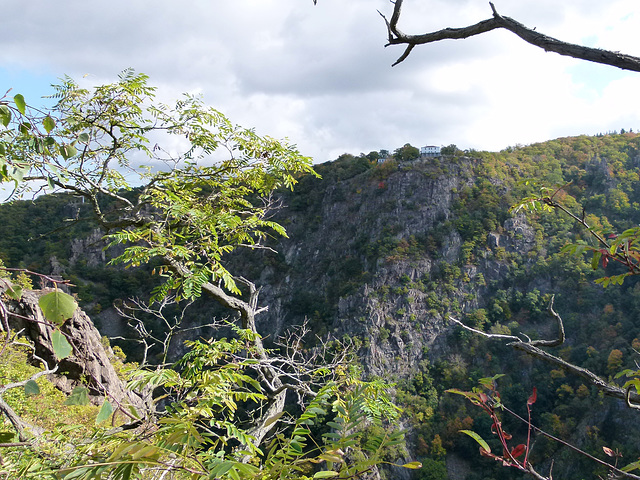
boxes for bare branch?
[627,387,640,411]
[449,316,521,342]
[383,0,640,71]
[0,397,29,441]
[529,295,565,348]
[450,300,640,405]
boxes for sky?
[2,0,640,164]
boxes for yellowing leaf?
[313,472,339,479]
[460,430,491,453]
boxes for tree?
[0,72,420,478]
[440,144,461,156]
[379,0,640,71]
[394,143,420,162]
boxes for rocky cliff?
[254,156,534,378]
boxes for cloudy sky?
[2,0,640,163]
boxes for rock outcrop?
[5,287,144,412]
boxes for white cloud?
[2,0,640,162]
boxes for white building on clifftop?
[420,145,441,156]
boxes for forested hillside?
[3,132,640,479]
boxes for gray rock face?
[251,158,531,380]
[70,228,108,267]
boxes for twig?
[501,404,640,480]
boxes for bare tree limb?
[449,298,640,405]
[528,295,565,348]
[382,0,640,70]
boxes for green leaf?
[459,430,491,453]
[13,94,26,115]
[39,290,78,324]
[64,386,90,406]
[78,132,89,143]
[51,329,73,360]
[43,115,55,134]
[24,380,40,396]
[401,462,423,469]
[10,164,27,184]
[96,399,114,424]
[313,471,339,478]
[610,243,618,255]
[5,284,22,300]
[60,144,78,159]
[478,374,504,387]
[0,105,11,126]
[623,460,640,473]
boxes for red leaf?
[479,392,489,404]
[603,446,615,457]
[527,387,537,406]
[503,432,513,440]
[511,444,526,458]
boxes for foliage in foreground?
[0,74,420,479]
[1,332,409,479]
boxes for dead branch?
[449,298,640,405]
[527,295,565,347]
[381,0,640,70]
[118,292,353,452]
